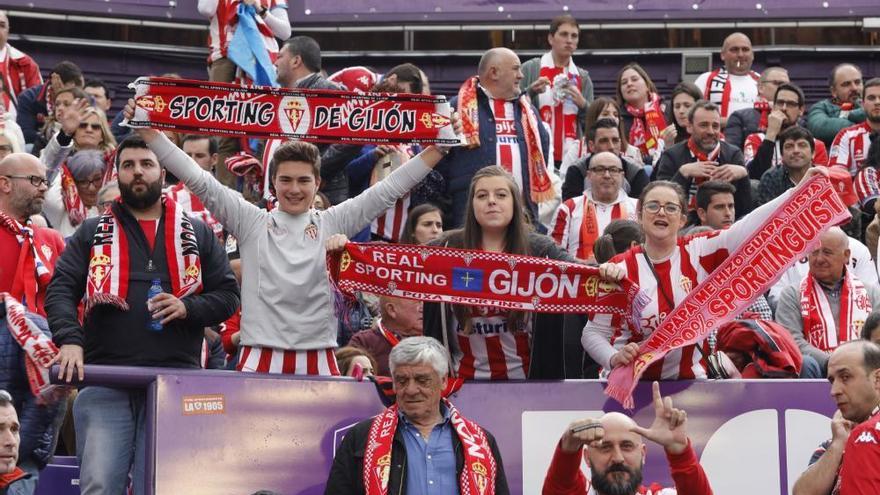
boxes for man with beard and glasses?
[542,382,712,495]
[0,153,62,317]
[45,134,240,495]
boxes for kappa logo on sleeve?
[855,430,877,444]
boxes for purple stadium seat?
[34,461,80,495]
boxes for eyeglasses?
[643,201,682,215]
[75,177,103,189]
[78,122,102,131]
[3,174,49,187]
[589,166,624,175]
[774,99,802,109]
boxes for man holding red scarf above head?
[0,153,62,317]
[655,100,752,217]
[694,32,760,126]
[46,134,240,495]
[325,336,509,495]
[519,15,593,171]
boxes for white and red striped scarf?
[84,197,203,315]
[536,52,581,162]
[626,92,667,159]
[829,121,874,175]
[236,345,340,375]
[685,139,721,209]
[458,76,554,204]
[60,152,116,228]
[0,212,53,313]
[363,398,497,495]
[2,293,58,398]
[800,271,872,352]
[166,183,224,240]
[703,68,760,117]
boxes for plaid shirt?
[757,166,796,206]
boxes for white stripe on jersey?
[490,99,524,192]
[829,121,873,175]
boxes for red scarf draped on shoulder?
[626,92,666,158]
[84,196,203,316]
[363,398,497,495]
[754,99,771,132]
[457,76,554,204]
[0,212,53,314]
[800,270,872,352]
[703,68,760,116]
[685,139,721,209]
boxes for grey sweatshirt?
[149,134,432,350]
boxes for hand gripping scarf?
[626,92,667,158]
[684,138,721,209]
[84,196,203,316]
[606,174,851,408]
[457,76,555,204]
[0,212,53,313]
[799,269,872,352]
[363,398,496,495]
[2,293,58,398]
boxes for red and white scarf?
[536,52,581,162]
[626,92,666,159]
[577,196,629,261]
[0,212,53,313]
[685,139,721,209]
[363,398,497,495]
[377,320,400,347]
[2,293,58,398]
[703,68,760,117]
[457,76,555,204]
[832,97,855,118]
[166,183,224,240]
[84,197,203,315]
[60,151,116,228]
[799,270,872,352]
[754,99,771,132]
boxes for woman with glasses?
[38,89,117,236]
[423,166,576,380]
[582,169,828,381]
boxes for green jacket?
[519,55,594,141]
[806,98,866,146]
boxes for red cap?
[826,165,858,206]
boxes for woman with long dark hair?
[423,166,575,379]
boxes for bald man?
[694,32,761,124]
[436,47,551,228]
[542,382,712,495]
[776,227,880,374]
[348,296,423,375]
[0,153,63,316]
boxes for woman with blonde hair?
[423,166,575,380]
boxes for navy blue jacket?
[15,84,48,145]
[0,311,64,469]
[436,89,550,229]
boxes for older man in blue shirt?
[325,337,509,494]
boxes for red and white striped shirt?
[206,0,285,63]
[166,183,224,240]
[549,190,638,260]
[829,121,875,175]
[743,133,829,169]
[584,192,784,379]
[451,306,532,380]
[236,345,340,375]
[372,195,411,242]
[490,98,524,192]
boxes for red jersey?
[0,225,64,317]
[829,121,875,176]
[838,407,880,494]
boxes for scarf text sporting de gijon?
[125,77,460,145]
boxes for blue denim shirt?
[400,404,459,495]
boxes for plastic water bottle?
[147,278,163,332]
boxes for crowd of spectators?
[2,5,880,493]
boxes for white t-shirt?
[694,71,760,118]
